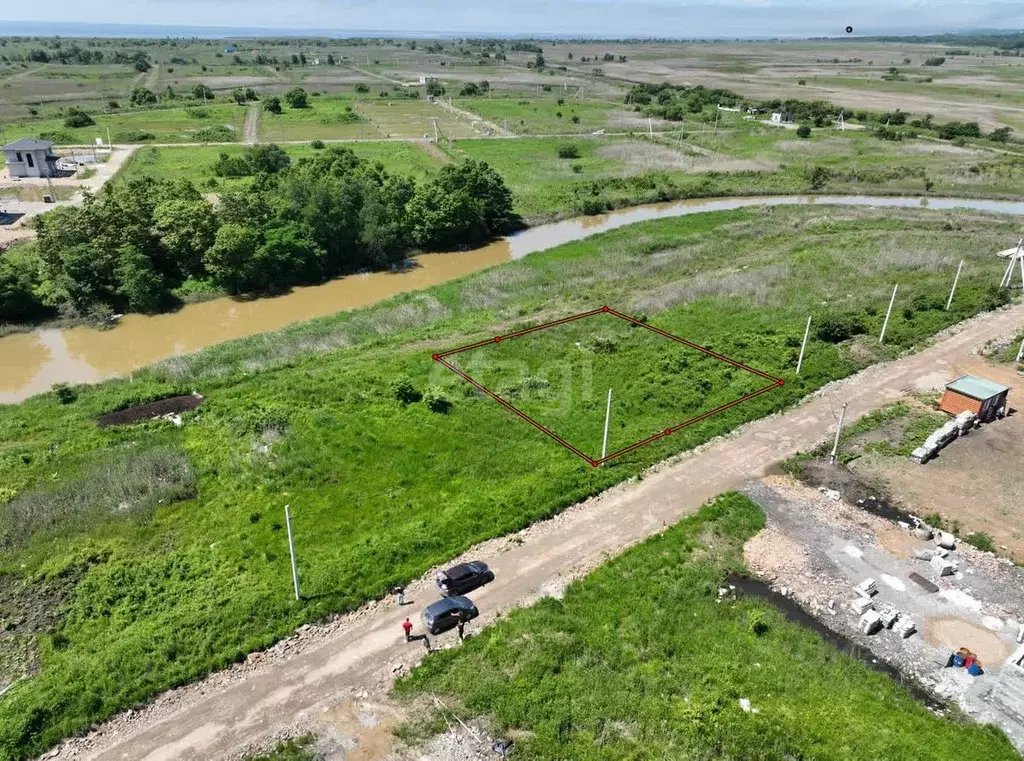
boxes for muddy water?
[4,193,1024,404]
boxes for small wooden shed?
[939,375,1010,421]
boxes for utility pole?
[648,117,653,138]
[879,284,898,343]
[796,316,812,375]
[285,504,301,601]
[829,402,848,465]
[106,126,112,150]
[1016,334,1024,364]
[714,105,720,134]
[945,260,964,310]
[431,117,439,143]
[601,388,613,461]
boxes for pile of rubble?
[911,411,977,464]
[849,577,917,639]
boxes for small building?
[939,374,1011,421]
[2,138,60,178]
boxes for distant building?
[2,138,60,178]
[224,46,236,53]
[939,374,1011,421]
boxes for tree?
[231,87,247,105]
[557,144,581,158]
[425,79,443,97]
[989,126,1013,143]
[924,56,946,66]
[129,87,157,106]
[0,244,49,323]
[535,52,546,68]
[796,125,812,138]
[152,198,218,278]
[284,87,309,108]
[63,107,94,128]
[355,83,370,94]
[327,53,335,65]
[459,82,481,96]
[255,223,325,287]
[115,245,166,312]
[263,96,282,114]
[409,159,514,249]
[203,223,259,293]
[246,144,291,174]
[191,84,214,100]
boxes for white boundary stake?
[946,260,964,311]
[285,504,301,601]
[829,402,849,465]
[1016,334,1024,364]
[601,388,613,461]
[796,316,812,375]
[879,284,898,344]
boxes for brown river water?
[3,194,1023,404]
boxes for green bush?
[52,383,76,405]
[424,388,452,413]
[391,377,421,405]
[310,139,325,149]
[557,144,581,159]
[964,532,996,553]
[796,125,811,138]
[63,107,94,128]
[815,313,866,343]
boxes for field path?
[44,302,1024,761]
[242,103,260,144]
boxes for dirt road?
[242,104,260,144]
[47,304,1024,760]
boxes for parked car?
[436,560,494,596]
[421,595,479,635]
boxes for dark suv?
[422,595,479,635]
[436,561,494,597]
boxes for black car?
[421,595,479,635]
[436,560,494,597]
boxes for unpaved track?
[242,104,260,144]
[48,304,1024,761]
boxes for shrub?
[263,96,282,114]
[192,125,237,142]
[571,163,583,174]
[571,115,580,124]
[924,56,946,66]
[284,87,309,108]
[748,610,771,636]
[63,107,94,128]
[310,139,325,149]
[115,129,155,142]
[964,532,996,553]
[391,377,421,405]
[424,388,452,413]
[796,125,811,138]
[355,83,370,94]
[52,383,77,404]
[557,144,581,159]
[815,312,866,343]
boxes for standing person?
[402,617,412,642]
[392,584,405,607]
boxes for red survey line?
[593,380,780,465]
[434,356,594,463]
[431,307,784,466]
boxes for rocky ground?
[743,475,1024,750]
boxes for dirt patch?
[97,393,204,427]
[743,526,810,581]
[777,138,855,155]
[925,618,1014,666]
[595,141,775,174]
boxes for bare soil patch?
[596,141,775,174]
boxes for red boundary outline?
[432,306,784,467]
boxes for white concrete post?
[285,504,301,601]
[601,389,612,461]
[1016,334,1024,364]
[879,284,898,344]
[829,402,849,465]
[796,316,812,375]
[945,260,963,310]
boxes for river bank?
[4,193,1024,404]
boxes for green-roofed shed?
[939,374,1011,421]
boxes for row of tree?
[0,149,516,323]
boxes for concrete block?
[913,548,937,561]
[912,527,934,541]
[850,597,874,614]
[930,555,956,576]
[894,618,917,638]
[855,578,877,597]
[910,447,929,464]
[935,531,956,550]
[859,610,883,635]
[877,604,900,629]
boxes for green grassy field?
[356,98,479,139]
[0,104,246,144]
[115,140,445,187]
[259,95,371,141]
[457,96,642,135]
[395,493,1016,760]
[0,204,1019,758]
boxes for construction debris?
[893,617,917,639]
[935,531,957,550]
[931,555,958,577]
[850,596,874,614]
[911,411,978,464]
[877,604,901,629]
[859,610,883,635]
[855,578,878,597]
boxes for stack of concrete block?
[859,610,883,635]
[912,414,974,464]
[877,604,900,629]
[930,555,957,577]
[855,578,878,597]
[934,531,956,550]
[893,617,917,638]
[849,596,874,614]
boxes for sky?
[3,0,1024,38]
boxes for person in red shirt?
[402,617,413,642]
